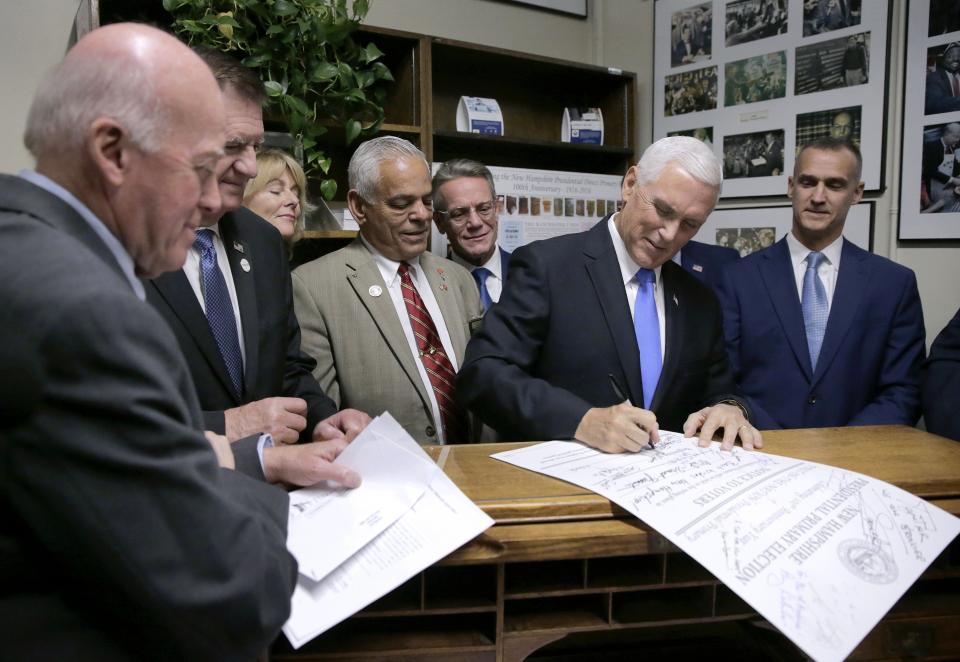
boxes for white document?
[283,417,495,649]
[492,432,960,662]
[287,414,439,581]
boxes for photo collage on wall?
[899,0,960,239]
[654,0,889,198]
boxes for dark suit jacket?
[923,307,960,441]
[717,237,925,430]
[147,207,337,471]
[0,175,296,660]
[679,240,739,291]
[925,67,960,115]
[458,218,747,440]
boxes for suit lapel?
[148,270,240,402]
[760,240,813,380]
[343,242,434,412]
[813,240,867,383]
[653,262,683,412]
[583,220,643,405]
[219,214,259,395]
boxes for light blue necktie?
[195,229,244,397]
[802,251,829,371]
[473,267,493,312]
[633,268,661,410]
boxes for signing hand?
[224,396,308,445]
[574,402,660,453]
[262,439,362,489]
[682,403,763,451]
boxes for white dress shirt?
[451,245,505,303]
[182,223,247,365]
[608,215,666,360]
[786,231,843,314]
[362,236,459,444]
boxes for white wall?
[0,0,79,174]
[1,0,956,343]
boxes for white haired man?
[293,136,483,445]
[459,136,760,453]
[0,24,299,659]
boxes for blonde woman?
[243,149,313,247]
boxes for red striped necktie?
[397,262,467,443]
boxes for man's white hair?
[24,51,168,158]
[348,135,428,202]
[635,135,723,192]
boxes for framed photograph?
[653,0,890,198]
[899,0,960,239]
[700,202,874,253]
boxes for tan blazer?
[292,239,484,444]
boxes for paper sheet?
[283,415,494,648]
[492,432,960,662]
[286,415,439,581]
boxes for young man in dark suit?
[924,307,960,441]
[458,137,759,453]
[717,138,925,429]
[432,158,511,312]
[146,51,367,486]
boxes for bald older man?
[0,24,304,659]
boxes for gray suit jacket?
[0,175,296,661]
[292,239,483,444]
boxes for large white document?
[283,415,495,649]
[492,432,960,662]
[286,415,438,581]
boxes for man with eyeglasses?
[293,136,484,445]
[147,49,369,487]
[432,159,511,312]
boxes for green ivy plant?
[161,0,394,200]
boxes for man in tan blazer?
[293,137,483,444]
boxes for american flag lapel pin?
[233,240,245,254]
[692,264,703,272]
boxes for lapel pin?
[439,284,448,291]
[673,293,679,307]
[233,240,245,254]
[693,264,703,272]
[240,258,251,273]
[368,285,383,297]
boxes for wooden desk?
[273,426,960,661]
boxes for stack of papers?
[282,414,493,648]
[493,432,960,662]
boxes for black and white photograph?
[664,66,717,116]
[796,106,862,151]
[670,2,712,66]
[716,227,776,257]
[920,122,960,214]
[929,0,960,36]
[795,32,870,96]
[724,0,788,47]
[724,51,786,107]
[722,129,785,179]
[925,42,960,115]
[803,0,862,37]
[667,126,714,149]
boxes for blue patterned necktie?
[195,229,244,397]
[802,251,829,371]
[472,267,493,311]
[633,268,661,410]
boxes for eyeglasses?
[436,199,497,224]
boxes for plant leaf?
[273,0,299,17]
[319,178,338,200]
[345,119,362,144]
[310,61,339,81]
[263,80,284,97]
[362,42,384,63]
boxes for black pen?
[608,373,655,450]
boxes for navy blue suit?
[717,238,925,430]
[459,218,746,440]
[678,239,739,291]
[923,307,960,441]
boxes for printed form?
[493,432,960,662]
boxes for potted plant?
[162,0,393,200]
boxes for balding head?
[24,23,227,277]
